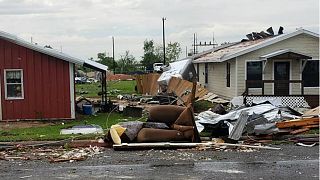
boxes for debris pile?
[195,99,319,146]
[0,146,104,163]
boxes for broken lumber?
[276,117,319,129]
[290,128,310,135]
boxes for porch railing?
[244,80,304,96]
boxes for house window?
[303,60,319,87]
[226,62,230,87]
[204,63,208,84]
[246,61,263,88]
[4,69,24,99]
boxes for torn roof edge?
[192,28,319,63]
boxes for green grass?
[107,80,137,96]
[194,100,215,113]
[0,112,145,142]
[76,80,137,98]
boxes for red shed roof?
[0,30,107,72]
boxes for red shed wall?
[0,39,72,120]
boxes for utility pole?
[186,46,188,57]
[193,33,196,55]
[162,17,166,65]
[112,36,115,74]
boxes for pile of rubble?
[0,145,104,163]
[195,99,319,146]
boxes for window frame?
[246,61,263,88]
[302,60,319,88]
[4,69,24,100]
[204,63,208,84]
[226,62,230,87]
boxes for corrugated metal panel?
[0,39,71,120]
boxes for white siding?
[237,34,319,96]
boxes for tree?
[116,51,138,73]
[156,42,182,63]
[141,40,161,71]
[97,52,116,70]
[141,40,182,70]
[165,42,182,63]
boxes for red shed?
[0,31,107,121]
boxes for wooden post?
[186,78,197,107]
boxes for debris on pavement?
[0,146,104,163]
[60,125,104,135]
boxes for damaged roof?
[193,29,319,63]
[0,30,108,72]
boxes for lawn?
[76,80,137,98]
[0,112,145,142]
[0,80,139,142]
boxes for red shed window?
[4,69,24,99]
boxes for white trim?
[0,31,83,65]
[84,59,108,72]
[226,61,231,89]
[260,49,312,59]
[69,63,75,119]
[0,30,108,71]
[302,59,320,88]
[235,57,238,96]
[272,60,292,95]
[4,69,24,100]
[221,29,319,62]
[245,60,264,94]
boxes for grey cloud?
[0,0,318,60]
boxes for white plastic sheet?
[157,58,194,87]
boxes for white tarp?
[157,58,195,87]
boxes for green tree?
[165,42,182,63]
[156,42,182,63]
[116,51,138,73]
[141,40,161,71]
[141,40,182,70]
[97,52,116,70]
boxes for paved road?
[0,144,319,179]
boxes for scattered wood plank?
[135,73,160,95]
[290,128,310,135]
[276,117,319,129]
[303,124,319,129]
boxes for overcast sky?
[0,0,318,61]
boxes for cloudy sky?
[0,0,318,61]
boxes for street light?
[162,17,166,65]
